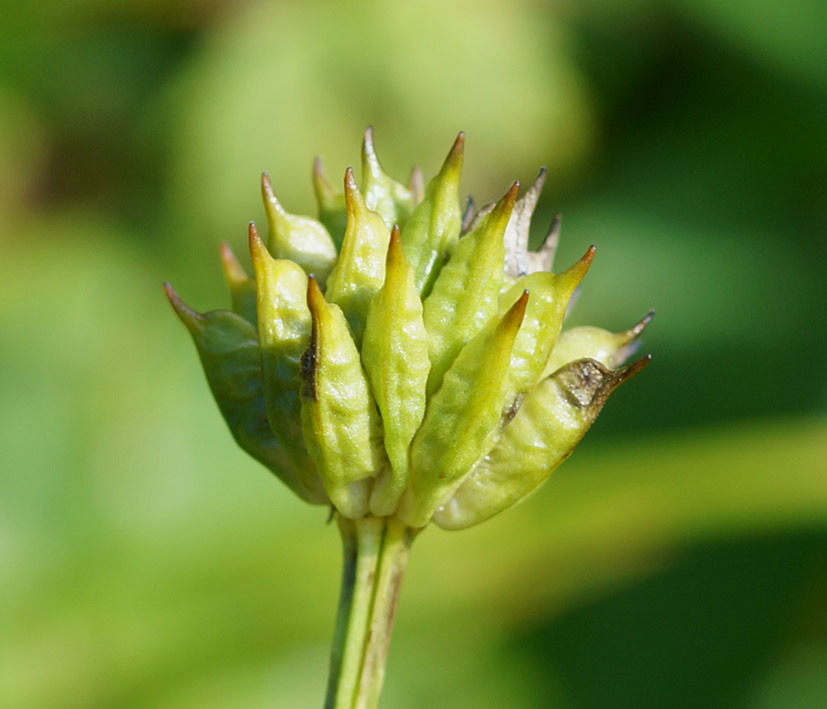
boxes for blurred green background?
[1,0,826,707]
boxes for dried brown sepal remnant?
[503,167,546,277]
[555,354,652,412]
[460,195,476,234]
[526,213,561,274]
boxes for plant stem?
[324,515,414,709]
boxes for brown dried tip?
[306,273,324,309]
[362,126,382,173]
[503,180,520,204]
[505,289,530,327]
[558,244,596,293]
[581,244,597,267]
[343,166,368,216]
[626,310,656,339]
[517,288,530,308]
[162,281,179,307]
[617,353,653,383]
[163,282,202,332]
[556,354,650,410]
[363,125,375,148]
[488,181,520,228]
[606,312,656,367]
[344,166,358,193]
[261,171,273,197]
[313,157,325,179]
[248,220,265,256]
[386,224,403,266]
[219,241,248,284]
[445,131,465,169]
[261,171,287,216]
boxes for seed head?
[166,130,652,529]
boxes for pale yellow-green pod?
[325,168,390,346]
[324,167,392,346]
[433,355,651,530]
[361,126,416,230]
[219,241,258,327]
[312,157,348,249]
[400,132,464,297]
[261,172,338,285]
[248,224,325,499]
[422,182,518,397]
[542,310,655,379]
[362,227,430,516]
[397,291,529,528]
[301,277,386,519]
[499,246,596,402]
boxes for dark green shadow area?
[509,531,827,709]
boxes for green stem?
[325,516,414,709]
[324,516,358,705]
[354,516,410,709]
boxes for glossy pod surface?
[166,130,652,529]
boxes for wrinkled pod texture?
[166,128,653,530]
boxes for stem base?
[325,515,414,709]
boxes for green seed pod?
[219,241,258,327]
[324,167,392,346]
[499,246,595,405]
[399,132,464,297]
[248,223,324,500]
[164,284,328,504]
[168,130,652,528]
[362,226,430,516]
[398,291,529,528]
[542,311,655,377]
[433,355,651,530]
[312,157,348,249]
[422,182,518,397]
[261,172,338,284]
[301,276,386,519]
[361,127,416,230]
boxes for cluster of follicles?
[165,129,652,531]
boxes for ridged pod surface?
[166,129,652,529]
